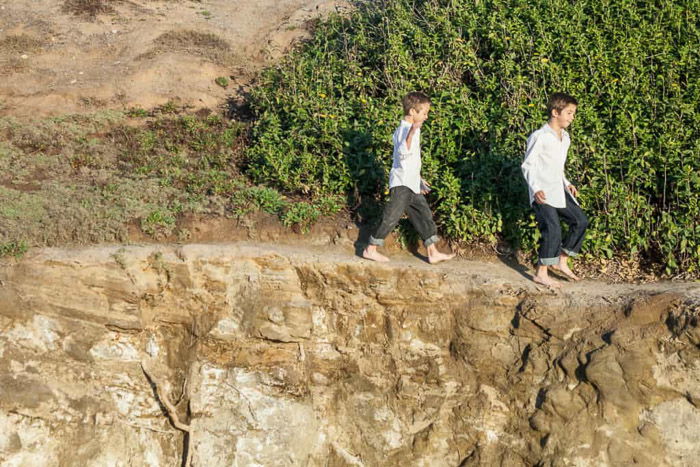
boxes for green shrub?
[281,195,344,232]
[281,202,321,232]
[247,0,700,274]
[0,240,28,258]
[141,208,177,238]
[231,186,287,217]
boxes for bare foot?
[362,247,389,262]
[533,275,562,289]
[427,251,456,264]
[551,264,580,281]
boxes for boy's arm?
[521,134,545,202]
[396,126,412,159]
[420,178,431,194]
[397,122,422,158]
[405,124,420,150]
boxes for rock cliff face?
[1,243,699,466]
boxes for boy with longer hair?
[363,91,455,264]
[522,92,589,288]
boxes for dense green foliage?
[247,0,700,273]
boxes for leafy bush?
[280,195,344,232]
[0,240,28,259]
[247,0,700,274]
[141,208,177,239]
[231,186,287,216]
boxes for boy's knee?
[550,231,562,244]
[541,225,561,243]
[539,219,559,237]
[578,214,589,230]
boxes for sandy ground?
[0,0,346,118]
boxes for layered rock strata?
[1,244,699,466]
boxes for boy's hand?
[534,190,546,204]
[567,185,578,197]
[420,178,431,195]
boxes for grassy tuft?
[145,30,236,65]
[62,0,118,19]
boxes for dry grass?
[144,30,236,65]
[0,34,44,74]
[62,0,118,19]
[0,108,335,256]
[0,109,247,250]
[0,34,43,54]
[0,57,30,75]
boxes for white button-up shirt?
[521,123,576,208]
[389,120,422,194]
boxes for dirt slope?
[0,0,345,118]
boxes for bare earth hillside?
[0,0,345,117]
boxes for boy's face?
[410,103,431,124]
[552,104,577,128]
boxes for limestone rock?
[1,243,699,465]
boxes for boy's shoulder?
[393,119,412,138]
[529,123,568,141]
[527,124,547,140]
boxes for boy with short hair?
[362,91,455,264]
[521,92,589,288]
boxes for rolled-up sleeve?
[521,133,543,193]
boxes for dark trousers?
[532,192,589,265]
[369,186,438,247]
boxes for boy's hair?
[402,91,431,115]
[547,92,578,117]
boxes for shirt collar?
[400,119,412,127]
[542,123,568,139]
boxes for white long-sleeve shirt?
[521,123,577,208]
[389,120,421,194]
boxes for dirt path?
[18,238,700,300]
[0,0,346,118]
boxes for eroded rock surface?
[1,243,699,466]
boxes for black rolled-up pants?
[532,192,589,265]
[369,186,439,247]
